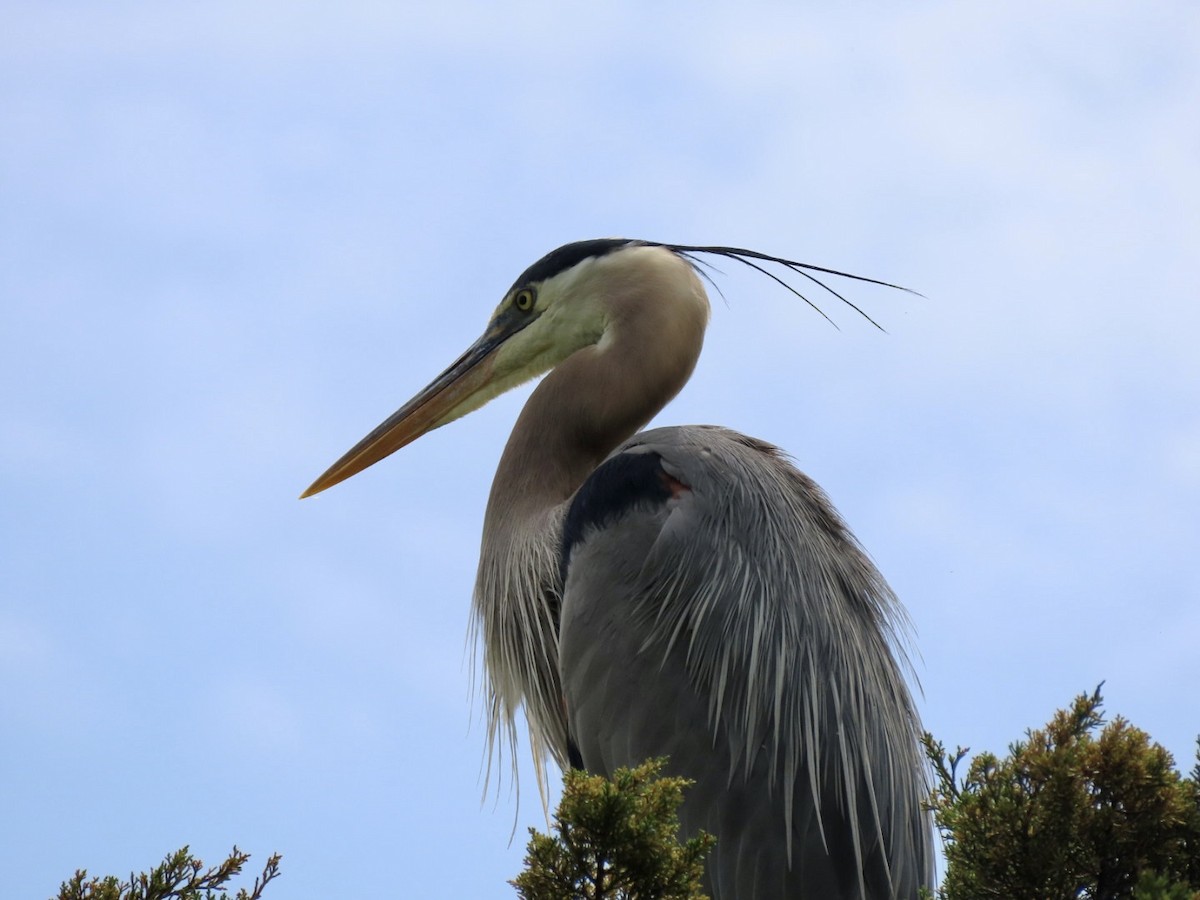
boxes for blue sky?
[2,2,1198,896]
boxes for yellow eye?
[514,288,535,312]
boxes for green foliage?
[1134,869,1200,900]
[512,758,715,900]
[924,686,1200,900]
[55,846,281,900]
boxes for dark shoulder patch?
[559,450,671,585]
[510,239,635,291]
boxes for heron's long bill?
[300,332,502,498]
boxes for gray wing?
[558,425,932,900]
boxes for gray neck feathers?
[472,256,709,790]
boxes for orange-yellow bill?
[300,332,503,498]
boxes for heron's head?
[301,239,700,498]
[301,238,898,498]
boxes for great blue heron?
[302,239,933,899]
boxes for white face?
[433,244,706,431]
[491,257,610,376]
[425,252,616,430]
[492,243,705,371]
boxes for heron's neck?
[472,256,710,769]
[485,293,708,530]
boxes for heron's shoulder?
[612,425,853,551]
[560,424,840,581]
[564,426,759,531]
[617,425,779,464]
[559,443,681,584]
[618,425,810,497]
[568,426,794,523]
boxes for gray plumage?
[303,239,933,899]
[562,427,929,898]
